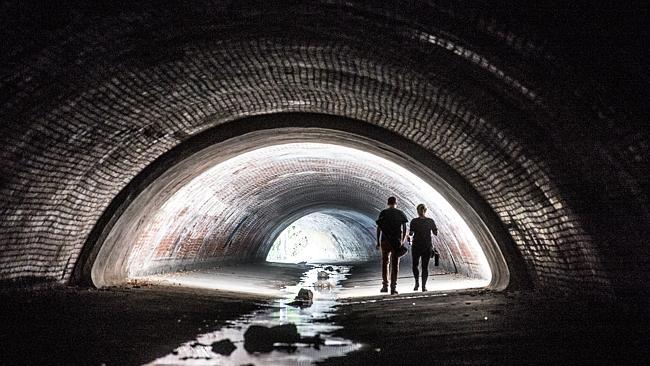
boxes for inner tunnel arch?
[84,116,515,290]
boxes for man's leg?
[421,251,431,291]
[390,250,400,294]
[380,240,390,291]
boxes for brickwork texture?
[0,1,647,299]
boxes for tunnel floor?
[2,266,648,365]
[2,286,647,365]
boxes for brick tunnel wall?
[0,1,647,298]
[111,142,489,282]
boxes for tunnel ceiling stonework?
[0,1,647,298]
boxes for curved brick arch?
[0,1,647,298]
[89,133,501,287]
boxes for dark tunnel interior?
[1,1,648,365]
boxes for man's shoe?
[390,289,399,295]
[380,286,388,293]
[414,280,419,291]
[422,287,427,292]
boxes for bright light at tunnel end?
[266,211,377,263]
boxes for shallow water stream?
[145,264,363,365]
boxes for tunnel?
[88,124,505,290]
[1,1,648,365]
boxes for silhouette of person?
[376,196,408,294]
[408,203,438,292]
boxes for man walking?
[376,196,408,294]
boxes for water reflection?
[145,265,363,365]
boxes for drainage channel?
[145,264,363,365]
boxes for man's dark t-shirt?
[409,217,438,252]
[376,207,408,249]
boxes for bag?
[396,245,408,257]
[432,248,440,266]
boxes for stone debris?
[287,288,313,307]
[211,339,237,355]
[314,280,333,290]
[317,271,330,279]
[324,266,334,271]
[244,324,300,353]
[295,288,314,301]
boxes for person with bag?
[408,204,438,292]
[375,196,408,294]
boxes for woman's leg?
[412,251,420,290]
[421,250,431,291]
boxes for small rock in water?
[293,288,313,303]
[244,324,300,353]
[274,344,298,353]
[244,325,274,353]
[287,300,311,308]
[211,338,237,356]
[317,271,330,279]
[314,279,333,290]
[270,324,301,344]
[324,266,334,271]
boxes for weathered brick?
[0,1,647,299]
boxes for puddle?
[145,264,363,365]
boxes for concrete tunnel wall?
[0,1,648,299]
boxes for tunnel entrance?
[83,114,515,293]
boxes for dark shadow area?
[322,291,650,365]
[0,286,267,366]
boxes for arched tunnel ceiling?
[91,135,498,287]
[0,1,647,299]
